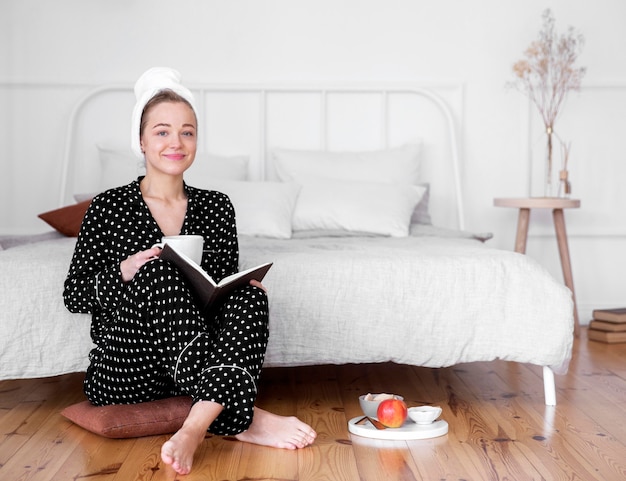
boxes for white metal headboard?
[60,84,465,230]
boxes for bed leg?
[543,366,556,406]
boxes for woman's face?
[140,101,197,178]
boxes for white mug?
[153,235,204,265]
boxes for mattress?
[0,227,573,380]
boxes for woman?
[63,67,316,475]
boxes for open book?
[159,243,272,310]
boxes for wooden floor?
[1,327,625,481]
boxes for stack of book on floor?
[588,308,626,343]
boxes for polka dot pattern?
[63,178,269,435]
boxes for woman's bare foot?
[161,404,317,474]
[161,400,223,475]
[235,407,317,449]
[161,427,205,475]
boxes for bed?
[0,84,574,406]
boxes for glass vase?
[557,170,571,198]
[557,141,572,198]
[543,127,555,197]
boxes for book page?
[218,262,273,287]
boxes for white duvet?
[0,230,574,381]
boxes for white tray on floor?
[348,416,448,440]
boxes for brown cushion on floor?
[60,396,193,439]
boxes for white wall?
[2,0,625,322]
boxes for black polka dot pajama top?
[63,179,269,435]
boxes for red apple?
[377,398,408,428]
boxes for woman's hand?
[120,247,162,282]
[249,279,267,292]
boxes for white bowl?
[359,394,403,419]
[408,405,442,425]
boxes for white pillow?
[185,154,249,185]
[96,145,249,191]
[203,180,301,239]
[272,143,421,185]
[292,181,426,237]
[411,182,432,225]
[97,145,145,189]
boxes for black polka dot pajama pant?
[84,259,269,435]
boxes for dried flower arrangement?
[508,9,586,196]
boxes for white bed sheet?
[240,232,574,373]
[0,237,93,380]
[0,230,574,381]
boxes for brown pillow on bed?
[60,396,193,439]
[37,199,92,237]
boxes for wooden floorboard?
[1,328,625,481]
